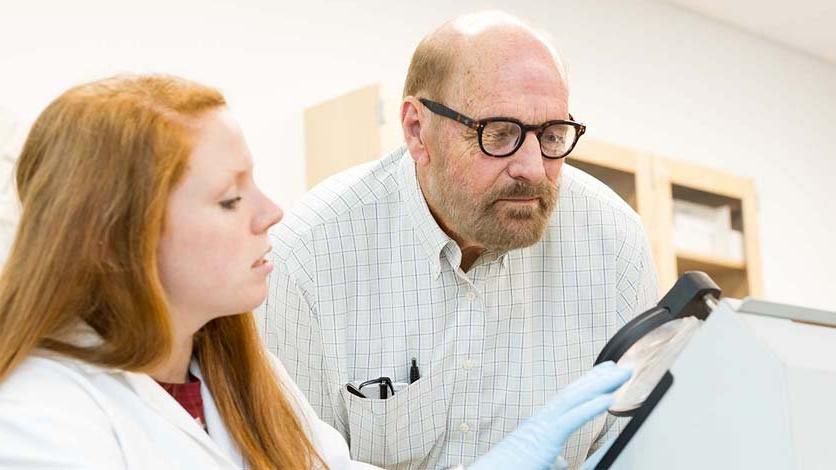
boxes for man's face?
[423,52,568,253]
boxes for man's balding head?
[400,12,574,260]
[403,11,567,103]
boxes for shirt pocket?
[341,368,449,468]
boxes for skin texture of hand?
[469,361,631,470]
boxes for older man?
[261,11,657,470]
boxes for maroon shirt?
[156,373,208,432]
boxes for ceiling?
[661,0,836,64]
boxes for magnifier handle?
[657,271,721,320]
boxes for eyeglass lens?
[481,121,578,158]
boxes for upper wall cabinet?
[304,83,402,189]
[569,141,762,298]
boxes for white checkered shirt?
[258,146,658,469]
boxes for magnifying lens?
[595,271,721,416]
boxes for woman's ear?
[401,97,431,166]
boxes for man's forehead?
[445,30,567,98]
[450,56,569,120]
[465,96,569,122]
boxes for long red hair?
[0,75,325,469]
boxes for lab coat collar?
[190,360,246,467]
[45,323,243,468]
[119,362,242,468]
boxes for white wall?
[0,110,23,264]
[1,0,834,310]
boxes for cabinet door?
[304,83,402,188]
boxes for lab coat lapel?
[120,369,239,467]
[190,361,246,467]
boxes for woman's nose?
[253,197,283,234]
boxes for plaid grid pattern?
[258,146,658,469]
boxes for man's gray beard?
[429,169,558,253]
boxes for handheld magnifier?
[594,271,721,416]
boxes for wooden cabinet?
[304,83,402,189]
[304,84,763,298]
[651,158,762,297]
[570,142,762,297]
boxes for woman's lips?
[251,257,274,274]
[252,247,272,269]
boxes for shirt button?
[462,359,474,370]
[458,422,470,434]
[466,291,476,301]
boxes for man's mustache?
[490,181,555,201]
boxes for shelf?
[676,250,750,299]
[676,250,746,271]
[653,155,761,297]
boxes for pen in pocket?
[409,357,420,384]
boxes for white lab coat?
[0,349,379,469]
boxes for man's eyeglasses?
[419,98,586,159]
[345,377,395,400]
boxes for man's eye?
[219,196,242,210]
[484,131,508,141]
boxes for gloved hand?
[469,361,631,470]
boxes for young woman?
[0,75,629,469]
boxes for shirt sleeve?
[589,216,659,456]
[259,255,348,439]
[614,216,659,325]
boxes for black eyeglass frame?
[358,376,395,398]
[419,98,586,159]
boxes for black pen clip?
[409,357,420,384]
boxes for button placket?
[450,264,488,452]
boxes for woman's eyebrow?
[225,163,253,177]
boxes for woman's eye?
[219,196,242,210]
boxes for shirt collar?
[397,147,458,278]
[397,147,515,275]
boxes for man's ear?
[401,97,431,166]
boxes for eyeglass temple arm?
[420,99,480,130]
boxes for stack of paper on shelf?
[673,199,744,262]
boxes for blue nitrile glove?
[469,361,631,470]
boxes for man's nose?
[506,132,546,182]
